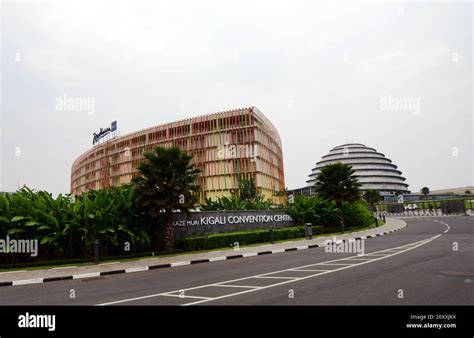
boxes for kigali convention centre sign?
[172,210,294,238]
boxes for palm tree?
[315,163,361,232]
[421,187,430,196]
[133,146,201,251]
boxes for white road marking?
[183,237,441,306]
[213,284,259,289]
[256,276,297,280]
[341,258,374,261]
[318,262,355,266]
[289,269,329,272]
[97,237,435,306]
[96,221,450,307]
[160,294,211,300]
[378,249,404,253]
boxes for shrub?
[201,195,272,211]
[175,225,324,251]
[288,195,340,227]
[288,196,374,233]
[341,201,374,228]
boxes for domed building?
[305,143,409,197]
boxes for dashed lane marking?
[97,232,445,306]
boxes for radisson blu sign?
[93,121,117,145]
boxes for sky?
[1,0,472,195]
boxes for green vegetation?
[201,195,272,211]
[201,178,273,210]
[176,216,381,253]
[1,219,384,272]
[363,189,381,211]
[421,187,430,196]
[0,145,202,263]
[340,201,374,228]
[175,225,324,251]
[288,195,339,227]
[288,195,373,229]
[237,177,260,201]
[0,185,153,264]
[0,148,378,267]
[315,163,362,232]
[133,145,201,251]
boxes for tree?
[421,187,430,196]
[315,163,361,232]
[465,190,472,195]
[133,146,201,251]
[363,189,381,211]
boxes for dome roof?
[306,143,410,195]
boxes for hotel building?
[70,107,285,204]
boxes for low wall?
[172,210,294,238]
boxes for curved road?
[0,216,472,305]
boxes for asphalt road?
[0,217,472,305]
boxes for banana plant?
[0,185,154,263]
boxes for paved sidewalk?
[0,218,406,287]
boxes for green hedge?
[341,201,374,228]
[175,225,324,251]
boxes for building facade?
[70,107,285,204]
[305,143,409,197]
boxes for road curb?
[0,221,407,288]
